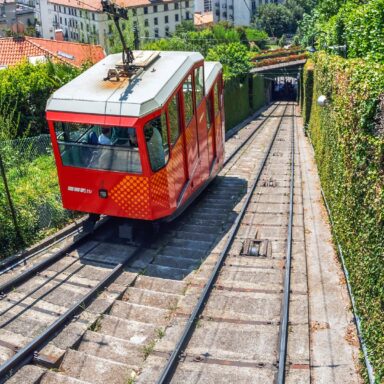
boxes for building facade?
[197,0,275,26]
[0,0,34,37]
[36,0,194,51]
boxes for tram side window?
[194,66,204,108]
[214,82,220,116]
[206,97,213,130]
[183,75,194,125]
[144,113,169,172]
[168,93,181,145]
[54,122,142,173]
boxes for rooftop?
[194,12,214,27]
[0,36,105,68]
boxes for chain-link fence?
[0,135,77,259]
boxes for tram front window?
[54,122,142,173]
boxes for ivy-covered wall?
[302,60,314,126]
[303,54,384,382]
[224,74,271,130]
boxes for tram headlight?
[99,189,108,199]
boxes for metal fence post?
[0,151,25,247]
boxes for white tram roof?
[46,50,222,118]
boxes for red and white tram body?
[46,51,225,221]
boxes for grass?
[142,339,156,360]
[88,315,103,332]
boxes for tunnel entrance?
[272,77,298,101]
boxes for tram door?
[181,73,199,184]
[206,90,216,170]
[168,91,188,202]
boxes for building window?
[175,14,179,22]
[64,6,66,13]
[132,8,136,16]
[164,15,168,23]
[144,6,148,14]
[60,17,62,23]
[164,4,168,11]
[175,2,179,9]
[153,5,157,12]
[154,17,158,25]
[154,28,159,38]
[65,18,67,25]
[81,21,83,29]
[165,26,170,37]
[144,19,148,27]
[145,30,149,37]
[92,13,95,20]
[186,1,189,7]
[186,11,190,19]
[54,4,56,11]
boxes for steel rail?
[156,103,290,384]
[0,245,144,383]
[0,225,83,276]
[0,104,280,281]
[223,102,282,167]
[0,215,108,278]
[276,104,296,384]
[0,217,109,296]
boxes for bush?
[0,61,82,137]
[206,43,252,81]
[0,138,76,258]
[302,59,314,125]
[303,52,384,382]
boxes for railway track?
[0,102,308,384]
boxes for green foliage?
[245,28,268,49]
[224,75,269,130]
[299,0,384,62]
[144,24,266,80]
[278,34,287,47]
[206,43,252,81]
[0,151,75,258]
[301,59,314,125]
[302,52,384,382]
[256,4,294,38]
[144,23,267,57]
[255,0,315,38]
[0,61,82,137]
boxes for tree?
[206,43,252,80]
[256,4,294,38]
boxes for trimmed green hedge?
[303,52,384,383]
[302,60,314,126]
[224,74,270,130]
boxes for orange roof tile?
[194,11,213,26]
[0,36,105,67]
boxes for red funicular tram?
[46,50,225,222]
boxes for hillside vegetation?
[300,1,384,381]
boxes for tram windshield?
[54,122,142,173]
